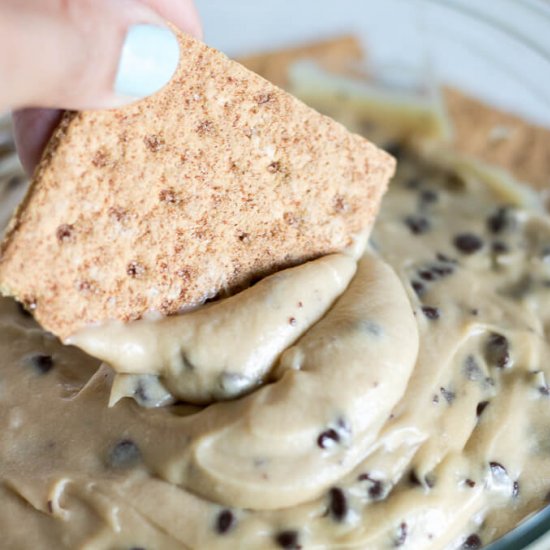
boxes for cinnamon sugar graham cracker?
[0,32,395,340]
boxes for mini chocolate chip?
[30,354,54,374]
[328,488,347,521]
[368,479,384,500]
[419,270,436,281]
[216,510,235,534]
[432,394,440,403]
[454,233,484,254]
[476,401,490,417]
[288,317,297,327]
[513,480,520,498]
[539,386,550,396]
[411,280,425,296]
[492,241,509,254]
[275,530,301,549]
[470,308,479,316]
[420,189,438,203]
[465,356,483,381]
[440,386,456,404]
[465,479,476,488]
[463,534,482,549]
[422,306,440,320]
[317,429,340,449]
[485,333,511,368]
[436,253,458,264]
[358,474,385,500]
[47,500,53,513]
[108,439,141,469]
[487,207,509,234]
[405,215,430,235]
[431,265,454,277]
[395,522,408,546]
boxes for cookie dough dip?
[2,30,550,550]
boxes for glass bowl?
[194,1,550,548]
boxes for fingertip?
[13,108,63,175]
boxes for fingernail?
[115,24,180,99]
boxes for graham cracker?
[0,32,394,340]
[238,35,363,89]
[443,87,550,190]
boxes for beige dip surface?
[1,122,550,548]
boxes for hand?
[1,0,202,174]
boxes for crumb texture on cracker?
[0,32,394,339]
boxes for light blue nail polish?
[115,24,180,99]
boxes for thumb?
[0,0,181,111]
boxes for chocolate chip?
[358,473,385,500]
[216,510,235,534]
[317,429,340,449]
[275,530,301,549]
[485,333,511,369]
[454,233,484,254]
[422,306,440,320]
[431,264,454,277]
[368,480,384,500]
[476,401,489,417]
[513,480,520,498]
[288,317,297,327]
[462,534,482,549]
[440,386,456,404]
[465,479,476,488]
[328,488,347,521]
[420,189,438,203]
[405,215,430,235]
[464,356,483,381]
[492,241,509,254]
[107,439,141,469]
[487,207,509,234]
[419,270,436,281]
[29,354,54,374]
[539,386,550,396]
[395,522,408,546]
[411,280,425,296]
[436,253,458,264]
